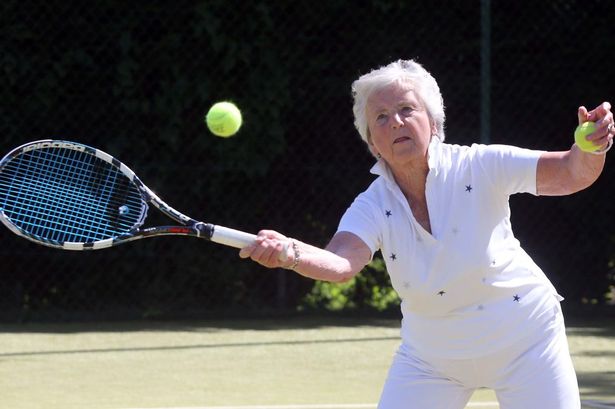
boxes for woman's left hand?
[579,102,614,150]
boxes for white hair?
[351,59,446,147]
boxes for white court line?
[123,402,499,409]
[123,401,615,409]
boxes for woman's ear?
[431,120,438,135]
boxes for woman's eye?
[401,106,414,116]
[376,114,388,123]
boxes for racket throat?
[194,222,215,239]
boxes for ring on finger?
[608,123,615,133]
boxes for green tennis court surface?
[0,315,613,409]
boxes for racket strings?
[1,160,125,227]
[8,151,125,238]
[0,147,145,243]
[2,150,103,240]
[1,148,140,241]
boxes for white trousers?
[378,309,579,409]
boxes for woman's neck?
[391,159,429,200]
[391,160,431,233]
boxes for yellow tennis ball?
[205,101,242,137]
[574,121,599,152]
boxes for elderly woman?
[239,59,613,409]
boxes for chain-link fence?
[1,0,614,322]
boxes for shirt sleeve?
[336,192,382,258]
[474,144,544,196]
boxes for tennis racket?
[0,139,279,254]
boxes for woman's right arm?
[239,230,372,283]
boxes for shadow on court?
[0,334,400,358]
[0,314,401,333]
[578,371,615,402]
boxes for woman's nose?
[392,113,404,128]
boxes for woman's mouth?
[393,136,411,144]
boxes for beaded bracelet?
[286,240,301,270]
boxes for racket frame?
[0,140,258,251]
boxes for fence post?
[480,0,491,144]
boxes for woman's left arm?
[537,102,613,196]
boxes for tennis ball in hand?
[574,121,599,152]
[205,101,242,137]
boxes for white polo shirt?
[337,138,563,359]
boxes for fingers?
[595,109,613,144]
[578,102,614,148]
[239,230,291,268]
[584,101,612,123]
[578,106,589,125]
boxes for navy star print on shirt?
[385,211,395,261]
[465,185,473,192]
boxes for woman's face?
[366,82,435,167]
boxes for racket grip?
[210,225,256,249]
[210,225,288,262]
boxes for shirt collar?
[370,137,443,181]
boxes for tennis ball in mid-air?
[205,101,242,137]
[574,121,599,152]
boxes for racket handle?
[210,225,288,262]
[210,225,256,249]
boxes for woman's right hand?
[239,229,294,269]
